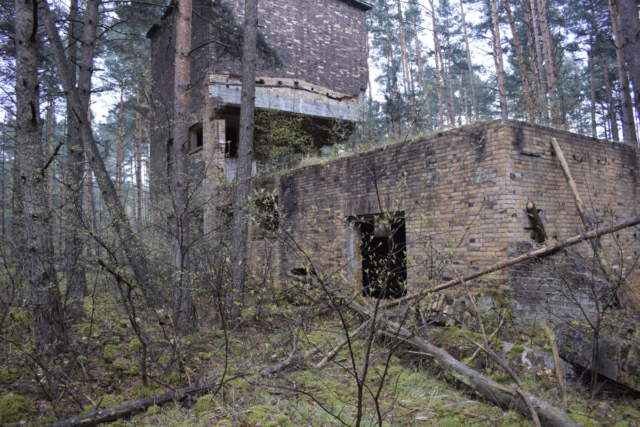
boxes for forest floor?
[1,288,640,426]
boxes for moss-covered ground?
[0,289,639,426]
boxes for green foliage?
[255,109,314,172]
[147,405,161,415]
[0,393,30,423]
[246,405,293,427]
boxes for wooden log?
[261,347,321,376]
[316,321,368,369]
[550,138,614,282]
[526,201,549,243]
[340,295,578,427]
[380,212,640,310]
[544,326,567,408]
[48,376,235,427]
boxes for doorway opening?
[358,214,407,299]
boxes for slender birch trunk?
[459,0,479,120]
[226,0,259,326]
[443,40,455,125]
[17,0,66,354]
[504,0,535,121]
[383,0,400,135]
[491,0,508,119]
[410,2,426,122]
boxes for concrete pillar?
[203,95,227,234]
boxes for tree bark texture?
[226,0,259,326]
[428,0,444,128]
[382,0,400,135]
[504,0,535,121]
[491,0,508,119]
[589,50,597,138]
[410,1,426,110]
[609,0,637,143]
[136,89,143,220]
[63,0,88,318]
[536,0,558,123]
[460,0,479,120]
[616,0,640,120]
[395,0,411,102]
[16,0,66,354]
[116,80,124,199]
[42,0,157,308]
[171,0,197,334]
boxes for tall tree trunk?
[42,0,157,308]
[601,53,620,141]
[64,0,86,318]
[17,0,66,355]
[536,0,558,123]
[491,0,508,119]
[226,0,259,326]
[459,0,479,120]
[504,0,535,121]
[428,0,444,128]
[116,80,124,199]
[609,0,638,143]
[136,86,143,220]
[45,100,53,202]
[589,49,597,137]
[523,7,542,121]
[410,2,426,124]
[528,0,548,121]
[171,0,196,334]
[443,40,455,125]
[383,0,400,135]
[395,0,411,102]
[616,0,640,129]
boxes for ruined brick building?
[147,0,371,183]
[147,0,640,326]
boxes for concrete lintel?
[210,84,362,121]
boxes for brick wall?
[213,0,369,96]
[244,120,640,302]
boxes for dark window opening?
[189,123,203,150]
[225,126,238,158]
[359,215,407,299]
[167,139,173,174]
[217,204,233,227]
[291,267,317,277]
[255,196,278,232]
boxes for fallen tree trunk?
[381,211,640,310]
[261,347,321,376]
[339,296,578,427]
[48,377,235,427]
[550,138,614,282]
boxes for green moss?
[0,366,17,383]
[104,344,118,361]
[490,373,510,384]
[215,419,233,427]
[111,358,139,376]
[158,355,171,365]
[507,345,525,361]
[569,414,601,427]
[0,393,30,423]
[194,394,215,419]
[613,422,630,427]
[147,405,161,415]
[246,405,293,427]
[132,385,160,399]
[128,338,141,353]
[180,335,194,346]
